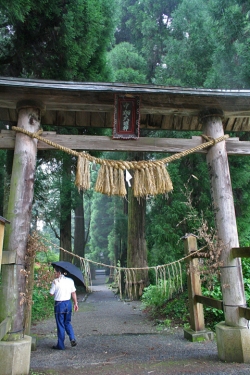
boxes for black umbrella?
[51,261,85,286]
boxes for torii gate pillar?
[202,111,250,363]
[0,100,44,375]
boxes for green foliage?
[242,259,250,305]
[108,42,147,83]
[229,154,250,246]
[0,0,115,80]
[115,0,250,88]
[201,284,224,329]
[88,192,116,264]
[35,249,59,264]
[161,291,190,325]
[32,262,55,322]
[154,0,214,87]
[142,281,175,311]
[204,0,250,88]
[107,199,127,264]
[32,288,54,322]
[141,283,170,317]
[142,286,190,325]
[0,0,32,22]
[142,281,225,330]
[146,137,214,267]
[115,0,179,81]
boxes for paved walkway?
[30,273,250,375]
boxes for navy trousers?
[54,300,75,349]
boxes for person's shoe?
[71,340,77,347]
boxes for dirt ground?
[29,274,250,375]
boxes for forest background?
[0,0,250,327]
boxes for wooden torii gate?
[0,77,250,374]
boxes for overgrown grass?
[142,286,190,327]
[141,284,225,331]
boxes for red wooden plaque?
[113,95,140,139]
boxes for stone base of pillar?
[0,335,32,375]
[216,322,250,363]
[184,327,214,342]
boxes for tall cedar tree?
[0,0,115,80]
[115,0,179,82]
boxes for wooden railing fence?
[185,236,250,332]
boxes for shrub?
[32,287,54,321]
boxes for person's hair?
[54,266,63,273]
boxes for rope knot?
[32,129,43,138]
[201,134,215,144]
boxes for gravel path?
[30,274,250,375]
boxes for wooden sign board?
[113,95,140,140]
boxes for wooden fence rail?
[232,247,250,258]
[194,295,223,311]
[184,244,250,336]
[239,306,250,321]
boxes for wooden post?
[0,101,44,340]
[184,235,205,331]
[202,111,246,327]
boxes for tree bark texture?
[60,154,72,261]
[202,115,246,327]
[74,189,85,267]
[127,175,148,299]
[0,106,40,339]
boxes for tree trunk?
[0,104,41,340]
[3,150,14,219]
[60,154,72,261]
[118,195,128,294]
[127,156,148,299]
[74,189,85,267]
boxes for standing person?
[50,266,78,350]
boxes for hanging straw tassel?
[133,168,147,198]
[117,168,127,197]
[104,165,114,195]
[95,164,111,195]
[112,167,119,195]
[112,167,126,196]
[96,164,127,197]
[144,166,156,196]
[134,165,163,198]
[133,169,140,197]
[95,164,105,194]
[161,164,173,193]
[154,164,173,195]
[75,153,90,191]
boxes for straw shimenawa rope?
[42,234,208,300]
[12,126,229,198]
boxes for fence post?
[183,234,213,342]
